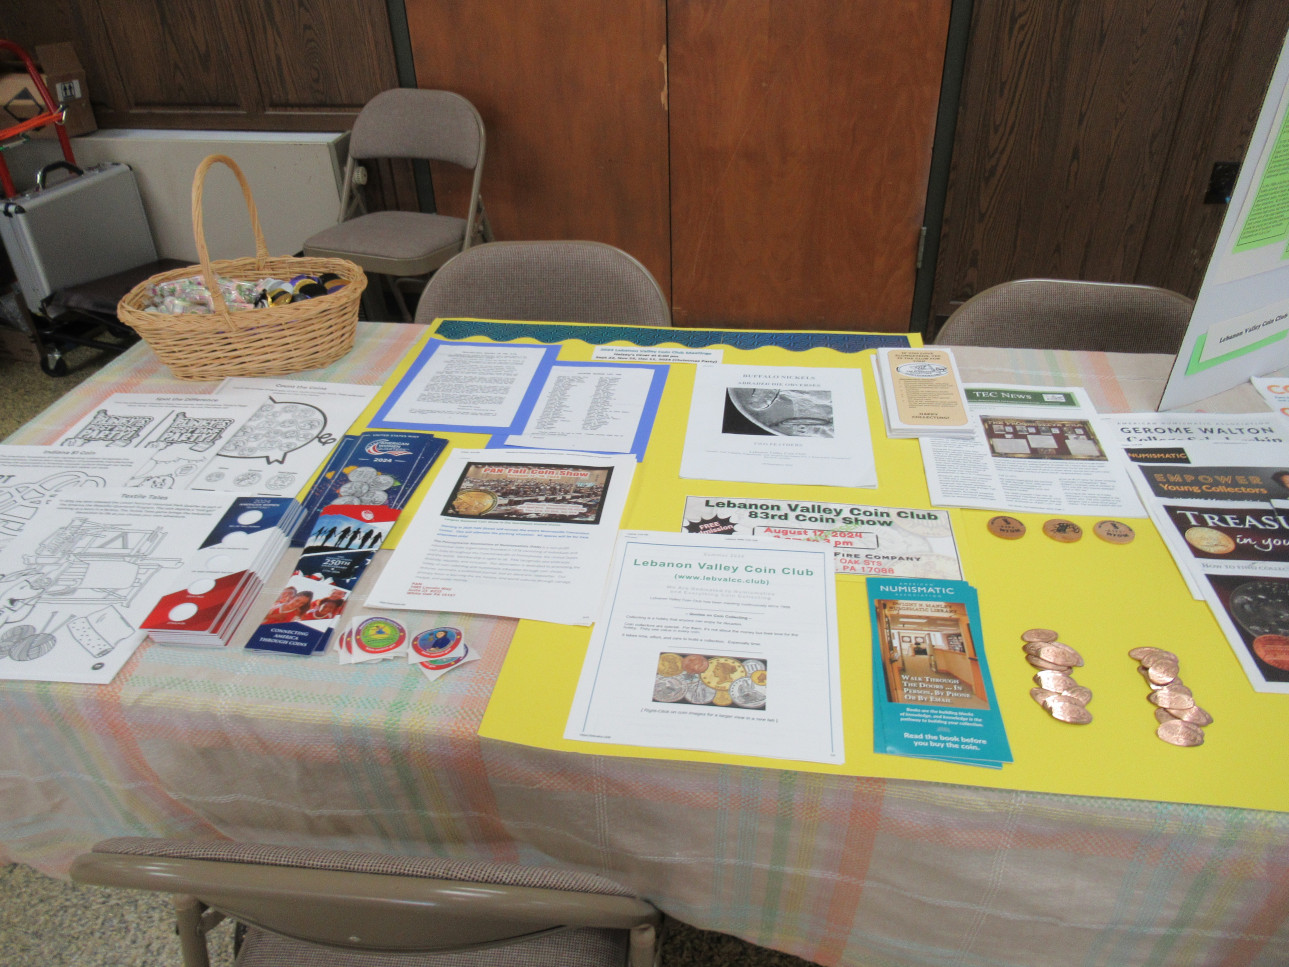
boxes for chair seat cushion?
[237,924,629,967]
[305,211,467,275]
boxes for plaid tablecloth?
[3,328,1287,967]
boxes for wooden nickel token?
[988,516,1026,540]
[1094,520,1135,544]
[1042,519,1083,543]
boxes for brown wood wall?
[933,0,1289,323]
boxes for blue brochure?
[867,577,1012,768]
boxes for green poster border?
[1186,327,1288,373]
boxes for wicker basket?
[118,154,366,380]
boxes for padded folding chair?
[304,88,491,322]
[414,240,671,327]
[71,837,661,967]
[934,278,1193,353]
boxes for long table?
[3,323,1288,967]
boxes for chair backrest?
[349,88,484,168]
[414,240,672,327]
[934,279,1194,353]
[71,837,660,956]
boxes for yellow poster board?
[374,320,1283,813]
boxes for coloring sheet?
[0,488,243,684]
[54,393,260,488]
[0,445,159,551]
[194,378,378,496]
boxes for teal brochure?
[867,577,1012,768]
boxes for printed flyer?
[867,577,1011,768]
[681,496,961,579]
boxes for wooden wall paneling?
[1,0,398,131]
[667,0,952,331]
[933,1,1205,320]
[240,0,401,123]
[1135,1,1289,298]
[404,0,671,294]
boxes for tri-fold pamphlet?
[873,347,972,438]
[867,577,1011,768]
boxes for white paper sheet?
[54,393,259,487]
[565,531,843,764]
[679,364,877,487]
[364,449,635,625]
[192,378,377,496]
[505,365,655,453]
[0,488,240,684]
[376,340,551,429]
[919,384,1145,517]
[0,445,160,551]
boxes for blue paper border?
[370,338,561,433]
[487,361,669,462]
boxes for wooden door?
[667,1,953,330]
[933,0,1289,325]
[405,0,672,295]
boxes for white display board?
[1161,28,1289,409]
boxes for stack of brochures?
[291,430,445,546]
[873,347,973,439]
[141,497,306,648]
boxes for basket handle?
[191,154,271,316]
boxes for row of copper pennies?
[1022,630,1213,746]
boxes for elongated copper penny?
[1139,668,1184,690]
[1047,696,1093,724]
[1142,659,1180,685]
[1021,628,1059,643]
[1129,646,1178,663]
[1038,642,1084,667]
[1149,684,1195,709]
[1161,704,1214,727]
[1033,670,1079,692]
[1062,685,1093,705]
[1156,718,1205,747]
[1252,634,1289,671]
[1027,654,1073,672]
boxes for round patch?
[355,616,407,654]
[411,626,464,660]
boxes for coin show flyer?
[190,378,378,496]
[919,384,1145,517]
[680,496,962,579]
[867,577,1011,768]
[679,364,878,487]
[564,531,843,765]
[365,449,636,625]
[0,488,247,684]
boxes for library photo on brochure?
[873,596,990,711]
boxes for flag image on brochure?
[365,449,635,625]
[868,577,1011,768]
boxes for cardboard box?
[0,43,96,139]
